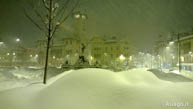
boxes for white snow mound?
[0,68,193,109]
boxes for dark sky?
[1,0,193,51]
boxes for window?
[183,42,191,54]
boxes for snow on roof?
[172,34,193,42]
[180,35,193,41]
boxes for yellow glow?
[35,54,38,57]
[90,56,93,60]
[169,41,174,45]
[16,38,20,42]
[74,14,80,19]
[166,46,170,49]
[129,56,132,61]
[119,54,125,61]
[181,56,184,62]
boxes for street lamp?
[74,14,80,19]
[119,54,126,61]
[35,54,39,57]
[166,46,170,50]
[0,42,5,48]
[16,38,20,42]
[166,33,183,72]
[169,41,174,45]
[129,56,132,61]
[0,42,4,45]
[73,12,88,20]
[90,56,93,60]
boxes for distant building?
[35,11,134,67]
[155,34,193,71]
[88,36,133,66]
[35,35,134,67]
[179,35,193,70]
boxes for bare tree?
[24,0,80,84]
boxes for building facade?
[34,35,134,67]
[155,34,193,71]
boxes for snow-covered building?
[88,36,133,66]
[180,35,193,70]
[155,34,193,71]
[35,35,134,67]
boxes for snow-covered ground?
[0,67,65,91]
[180,70,193,80]
[0,68,193,109]
[160,68,193,80]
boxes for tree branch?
[51,25,59,38]
[42,0,49,11]
[59,0,80,26]
[33,8,48,29]
[51,0,80,38]
[23,9,45,32]
[27,0,48,29]
[56,0,71,17]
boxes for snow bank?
[0,67,66,91]
[0,68,193,109]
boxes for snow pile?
[148,69,193,82]
[0,73,7,81]
[11,68,42,79]
[0,67,66,91]
[0,68,193,109]
[0,67,42,91]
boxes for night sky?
[1,0,193,51]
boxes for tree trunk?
[43,0,53,84]
[178,34,181,72]
[43,37,51,84]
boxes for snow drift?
[0,68,193,109]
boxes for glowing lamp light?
[0,42,4,45]
[129,56,132,61]
[169,41,174,45]
[74,14,80,19]
[81,15,87,19]
[119,54,125,61]
[181,56,184,62]
[90,56,93,60]
[16,38,20,42]
[53,56,56,59]
[35,54,39,58]
[13,52,16,56]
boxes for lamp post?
[177,33,181,72]
[169,33,182,72]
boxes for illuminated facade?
[180,35,193,70]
